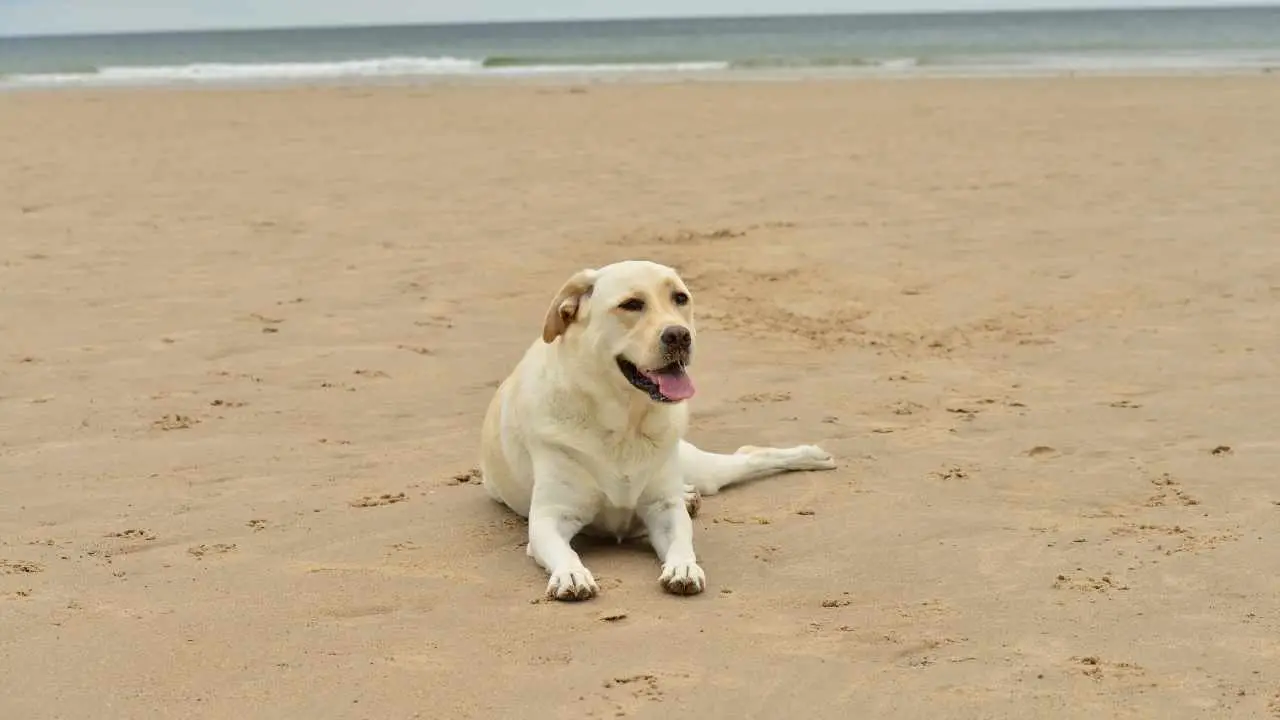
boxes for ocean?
[2,6,1280,89]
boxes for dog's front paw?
[784,444,837,471]
[546,565,598,601]
[659,561,706,596]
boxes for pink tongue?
[646,370,696,401]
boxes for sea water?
[2,7,1279,89]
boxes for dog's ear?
[542,268,597,343]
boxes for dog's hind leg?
[679,440,836,500]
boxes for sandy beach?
[2,76,1279,718]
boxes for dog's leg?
[679,440,836,497]
[526,466,600,601]
[528,509,597,601]
[642,496,705,596]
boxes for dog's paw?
[682,484,702,518]
[546,565,599,601]
[782,444,837,471]
[659,561,706,596]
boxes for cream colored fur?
[480,260,837,601]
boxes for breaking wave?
[3,50,1276,88]
[1,55,732,87]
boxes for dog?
[479,260,837,601]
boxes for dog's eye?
[672,292,690,306]
[618,298,645,312]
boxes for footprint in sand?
[209,399,248,409]
[929,465,971,481]
[446,468,481,486]
[946,406,981,421]
[152,414,199,431]
[890,400,928,416]
[105,529,157,542]
[1,560,44,575]
[1109,522,1240,557]
[1145,473,1199,507]
[585,673,679,718]
[349,492,408,508]
[187,543,237,559]
[1053,570,1130,593]
[1070,655,1146,682]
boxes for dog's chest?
[590,502,646,540]
[581,436,674,536]
[592,452,663,509]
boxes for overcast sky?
[0,0,1269,36]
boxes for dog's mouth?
[616,357,696,403]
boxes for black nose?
[661,325,691,350]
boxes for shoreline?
[3,63,1278,94]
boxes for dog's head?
[542,260,696,404]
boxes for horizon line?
[3,2,1277,40]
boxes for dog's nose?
[661,325,692,350]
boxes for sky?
[0,0,1271,36]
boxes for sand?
[2,76,1279,719]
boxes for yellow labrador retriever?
[480,260,836,601]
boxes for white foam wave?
[876,57,919,70]
[5,56,481,86]
[490,61,729,75]
[4,51,1274,89]
[2,56,731,87]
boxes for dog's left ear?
[542,268,597,343]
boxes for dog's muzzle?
[617,326,696,403]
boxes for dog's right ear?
[542,268,597,343]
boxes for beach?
[2,75,1279,718]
